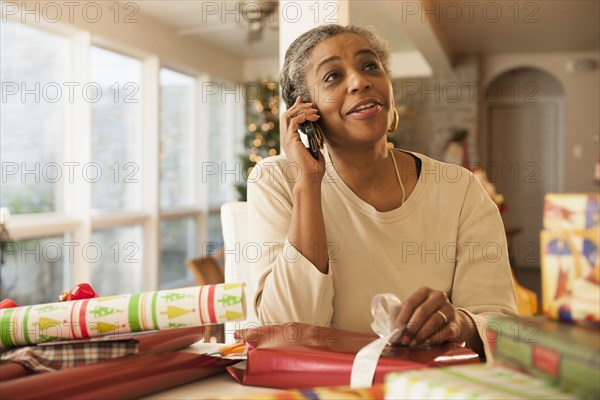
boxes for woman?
[247,24,517,356]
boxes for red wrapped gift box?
[227,323,480,388]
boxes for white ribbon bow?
[350,293,403,389]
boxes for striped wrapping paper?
[0,283,245,349]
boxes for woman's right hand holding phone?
[282,96,329,273]
[281,96,325,191]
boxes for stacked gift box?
[486,315,599,398]
[482,194,599,398]
[541,193,600,324]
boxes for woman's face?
[304,33,394,148]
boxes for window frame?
[3,20,209,295]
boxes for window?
[206,213,224,245]
[1,235,68,305]
[158,68,198,288]
[0,21,67,214]
[1,19,244,306]
[205,80,245,245]
[0,22,70,306]
[206,81,244,209]
[90,47,142,211]
[87,47,146,295]
[90,225,144,296]
[159,218,195,287]
[160,69,194,208]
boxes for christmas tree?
[217,293,242,307]
[89,305,123,318]
[235,80,280,201]
[161,292,192,302]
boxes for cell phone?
[286,97,324,160]
[299,121,321,160]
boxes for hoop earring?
[387,108,399,133]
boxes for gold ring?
[437,310,448,324]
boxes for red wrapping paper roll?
[0,351,237,399]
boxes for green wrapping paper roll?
[0,283,245,350]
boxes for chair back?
[221,201,258,342]
[186,252,224,286]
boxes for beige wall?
[479,52,600,193]
[391,56,479,162]
[12,1,244,82]
[243,57,279,82]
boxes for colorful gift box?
[540,230,599,324]
[486,316,600,398]
[216,385,385,399]
[543,193,599,231]
[384,364,576,399]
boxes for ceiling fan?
[178,0,279,44]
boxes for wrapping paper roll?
[0,284,245,350]
[0,351,238,399]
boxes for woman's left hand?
[392,287,466,347]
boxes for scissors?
[206,342,246,356]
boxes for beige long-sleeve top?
[247,150,517,343]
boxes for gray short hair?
[280,24,391,108]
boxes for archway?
[485,67,564,271]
